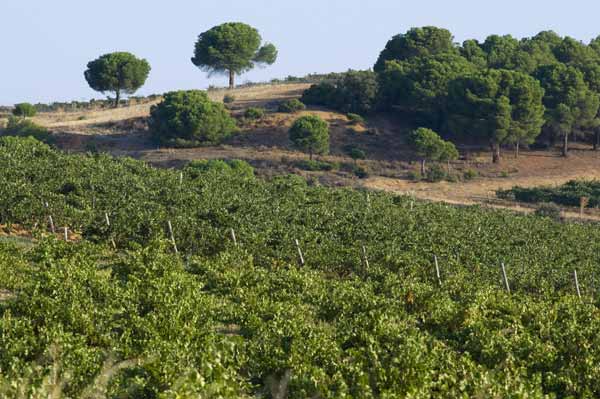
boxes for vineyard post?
[434,255,441,287]
[179,172,183,186]
[230,228,237,246]
[362,245,369,270]
[574,270,582,298]
[64,227,69,242]
[167,220,178,254]
[105,212,116,249]
[580,197,589,218]
[48,215,56,234]
[295,239,305,266]
[501,262,511,293]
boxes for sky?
[3,0,600,105]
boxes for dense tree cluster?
[375,26,600,160]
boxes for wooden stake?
[167,221,178,253]
[362,245,369,270]
[434,255,442,287]
[179,172,183,186]
[574,270,582,298]
[48,215,56,234]
[501,262,510,293]
[104,212,111,227]
[295,239,305,266]
[230,228,237,246]
[63,227,69,242]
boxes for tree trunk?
[309,150,313,161]
[420,159,426,175]
[492,144,501,164]
[562,133,569,157]
[114,88,121,108]
[515,141,520,158]
[229,69,235,90]
[595,131,600,151]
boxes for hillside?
[23,83,600,221]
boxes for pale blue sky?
[2,0,600,105]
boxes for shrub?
[463,169,478,181]
[425,164,446,182]
[12,103,37,118]
[353,165,369,179]
[289,115,329,159]
[408,170,422,181]
[535,203,562,221]
[223,94,236,104]
[2,116,52,143]
[347,147,366,162]
[244,107,265,119]
[149,90,237,146]
[295,159,335,171]
[347,113,365,125]
[278,98,306,113]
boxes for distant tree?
[191,22,277,89]
[377,53,476,128]
[149,90,237,146]
[289,115,329,160]
[408,127,458,174]
[459,39,488,68]
[84,52,151,107]
[534,64,600,156]
[480,34,536,72]
[12,103,37,118]
[447,69,545,162]
[374,26,457,72]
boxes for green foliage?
[374,26,458,72]
[84,52,151,106]
[347,147,366,161]
[12,103,37,117]
[289,115,329,159]
[191,22,277,88]
[2,137,600,396]
[534,203,562,221]
[301,70,378,115]
[244,107,265,119]
[346,113,365,125]
[185,159,255,179]
[149,90,237,146]
[447,69,545,161]
[294,159,335,171]
[278,98,306,113]
[498,180,600,207]
[408,128,458,164]
[2,116,52,143]
[425,163,446,182]
[223,94,236,104]
[352,165,369,179]
[463,169,478,181]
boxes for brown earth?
[28,83,600,220]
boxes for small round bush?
[149,90,237,146]
[353,165,369,179]
[347,113,365,125]
[347,147,366,161]
[535,203,562,221]
[13,103,37,117]
[244,107,265,120]
[223,94,236,104]
[278,98,306,113]
[289,115,329,159]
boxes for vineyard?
[1,137,600,397]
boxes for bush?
[278,98,306,113]
[353,165,369,179]
[301,70,378,115]
[535,203,562,221]
[295,159,335,171]
[347,113,365,125]
[408,170,422,181]
[12,103,37,117]
[289,115,330,159]
[347,147,366,161]
[2,116,52,143]
[463,169,478,181]
[244,107,265,119]
[426,164,446,182]
[223,94,236,104]
[149,90,237,146]
[185,159,254,179]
